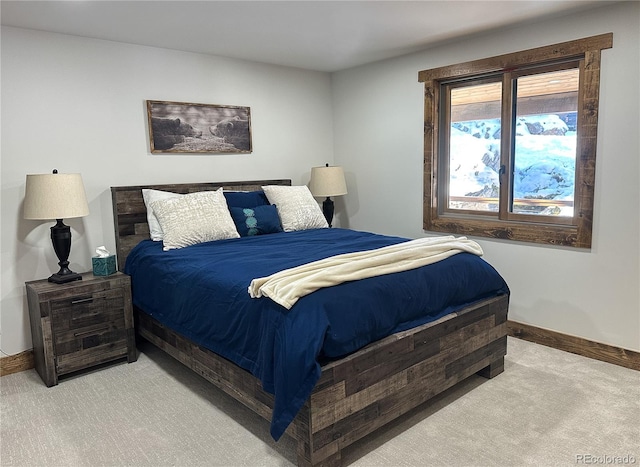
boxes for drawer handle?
[71,297,94,305]
[73,325,109,338]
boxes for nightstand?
[26,271,137,387]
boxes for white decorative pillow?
[262,185,328,232]
[142,189,182,241]
[150,189,239,250]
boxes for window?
[418,34,612,248]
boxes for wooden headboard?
[110,179,291,271]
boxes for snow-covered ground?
[450,113,576,215]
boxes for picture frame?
[146,100,252,154]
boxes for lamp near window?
[309,164,347,228]
[23,170,90,284]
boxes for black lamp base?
[322,197,335,228]
[48,219,82,284]
[48,271,82,284]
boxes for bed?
[111,179,509,466]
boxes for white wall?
[2,2,639,357]
[332,2,640,351]
[0,27,334,355]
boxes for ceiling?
[0,0,612,72]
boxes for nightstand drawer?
[51,288,129,374]
[53,317,127,356]
[51,288,125,332]
[56,335,129,375]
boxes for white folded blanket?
[248,235,483,310]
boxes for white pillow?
[150,189,239,250]
[262,185,328,232]
[142,189,182,241]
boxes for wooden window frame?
[418,34,613,248]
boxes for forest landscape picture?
[147,100,252,154]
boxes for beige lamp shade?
[308,165,347,197]
[24,173,89,220]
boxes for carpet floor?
[1,337,638,466]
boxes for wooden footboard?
[136,293,508,467]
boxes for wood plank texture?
[134,296,509,466]
[0,350,34,376]
[418,33,612,82]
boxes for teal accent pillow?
[229,205,283,237]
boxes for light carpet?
[1,337,638,466]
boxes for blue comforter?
[125,228,509,440]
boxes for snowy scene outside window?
[448,68,579,217]
[420,33,611,247]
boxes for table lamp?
[309,164,347,228]
[24,170,90,283]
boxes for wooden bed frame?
[111,179,509,467]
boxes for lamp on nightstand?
[24,170,90,284]
[309,164,347,228]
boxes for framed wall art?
[147,100,252,154]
